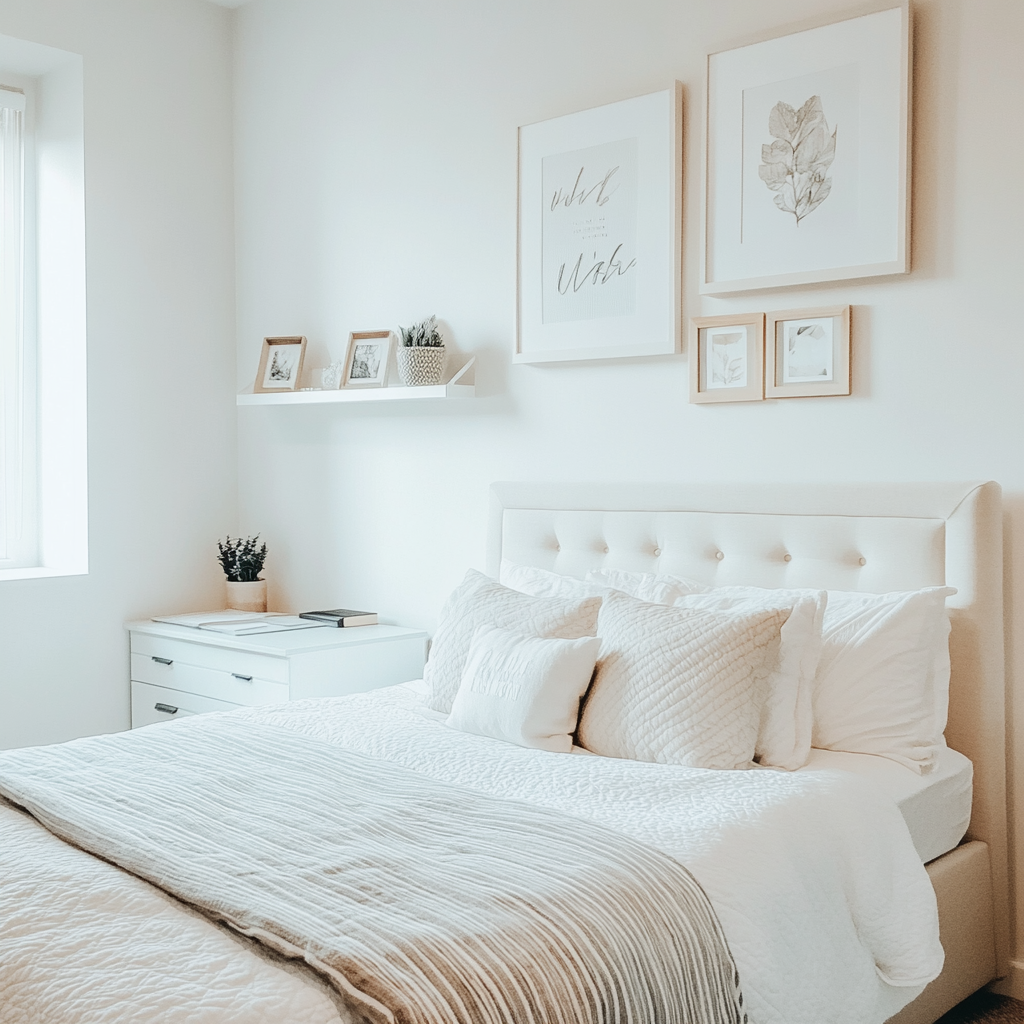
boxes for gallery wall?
[232,0,1024,986]
[0,0,236,748]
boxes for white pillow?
[447,626,601,753]
[424,569,602,714]
[672,587,826,771]
[577,591,788,770]
[584,568,708,604]
[812,587,956,772]
[499,561,605,601]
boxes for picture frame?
[254,336,307,393]
[765,304,850,398]
[689,313,765,404]
[343,331,392,388]
[702,3,911,294]
[516,83,682,363]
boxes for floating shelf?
[237,359,475,407]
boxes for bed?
[0,481,1007,1024]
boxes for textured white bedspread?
[0,682,942,1024]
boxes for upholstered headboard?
[487,481,1007,971]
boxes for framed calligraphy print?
[516,85,682,363]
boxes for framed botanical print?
[765,305,850,398]
[702,4,911,294]
[516,84,682,363]
[689,313,765,404]
[343,331,392,388]
[254,336,307,393]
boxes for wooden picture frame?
[343,331,392,388]
[765,305,850,398]
[254,336,307,393]
[689,313,765,404]
[701,3,911,294]
[516,84,682,363]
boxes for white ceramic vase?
[226,579,267,613]
[396,345,446,386]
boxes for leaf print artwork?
[708,330,747,389]
[758,95,837,225]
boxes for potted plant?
[217,535,268,612]
[396,315,446,386]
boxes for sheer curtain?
[0,87,25,562]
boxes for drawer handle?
[151,656,173,666]
[154,703,179,715]
[231,673,253,682]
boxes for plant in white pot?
[217,535,268,612]
[397,315,446,386]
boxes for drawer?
[130,632,289,684]
[131,653,289,707]
[131,680,239,729]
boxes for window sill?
[0,565,87,582]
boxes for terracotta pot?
[226,579,267,613]
[396,345,446,386]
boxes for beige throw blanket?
[0,716,746,1024]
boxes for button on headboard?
[487,480,1007,971]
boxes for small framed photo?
[343,331,392,388]
[254,336,307,393]
[765,305,850,398]
[689,314,764,404]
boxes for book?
[299,608,378,627]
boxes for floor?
[938,992,1024,1023]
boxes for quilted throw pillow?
[584,568,708,604]
[578,591,788,770]
[499,561,606,602]
[425,569,602,714]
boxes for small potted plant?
[396,315,446,386]
[217,535,268,612]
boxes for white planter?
[226,579,267,612]
[396,345,446,386]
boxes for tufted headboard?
[487,480,1007,971]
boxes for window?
[0,34,87,582]
[0,84,36,568]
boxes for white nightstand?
[126,620,428,729]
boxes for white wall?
[232,0,1024,984]
[0,0,236,748]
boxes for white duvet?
[0,682,942,1024]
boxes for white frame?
[701,2,911,294]
[516,84,682,363]
[343,331,392,389]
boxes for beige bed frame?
[487,481,1007,1024]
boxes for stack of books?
[298,608,378,628]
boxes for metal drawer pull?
[151,656,173,666]
[232,672,253,682]
[154,703,179,715]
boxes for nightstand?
[126,619,428,728]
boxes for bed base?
[887,841,995,1024]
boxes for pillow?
[499,561,605,602]
[812,587,956,772]
[424,569,602,714]
[672,587,827,771]
[577,591,788,770]
[585,568,708,604]
[447,626,601,753]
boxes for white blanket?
[0,683,942,1024]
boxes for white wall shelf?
[237,358,475,407]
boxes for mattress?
[800,745,973,864]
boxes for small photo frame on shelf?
[689,313,765,404]
[765,305,850,398]
[343,331,392,388]
[254,336,307,393]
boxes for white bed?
[0,481,1007,1024]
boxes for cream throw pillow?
[673,587,827,771]
[447,626,601,753]
[425,569,602,714]
[578,591,788,770]
[499,561,606,602]
[585,568,708,604]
